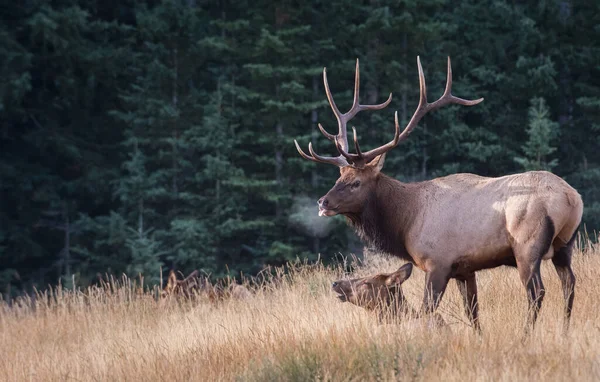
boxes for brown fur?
[161,270,251,302]
[162,270,203,299]
[332,263,445,326]
[320,156,583,332]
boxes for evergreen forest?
[2,0,600,293]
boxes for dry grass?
[2,240,600,381]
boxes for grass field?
[2,237,600,381]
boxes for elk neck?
[345,173,417,262]
[376,287,415,321]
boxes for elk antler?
[295,57,483,168]
[356,56,484,166]
[294,59,392,167]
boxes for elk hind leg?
[518,260,545,333]
[514,216,554,333]
[552,232,577,331]
[455,273,480,332]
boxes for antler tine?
[395,56,428,142]
[293,139,349,167]
[428,57,484,109]
[348,59,393,116]
[392,111,401,146]
[349,112,401,164]
[352,59,360,110]
[329,127,365,165]
[294,140,314,161]
[359,92,393,112]
[308,142,349,167]
[358,56,483,166]
[334,139,355,163]
[418,56,428,107]
[352,127,364,158]
[443,56,453,97]
[323,66,342,118]
[318,123,336,142]
[322,66,347,151]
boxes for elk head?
[295,57,483,218]
[332,263,414,312]
[162,270,202,298]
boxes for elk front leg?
[552,236,576,332]
[421,268,450,318]
[455,274,481,332]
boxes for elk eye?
[351,181,361,188]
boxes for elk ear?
[168,270,177,283]
[183,270,199,282]
[367,153,386,172]
[181,270,199,289]
[166,270,178,291]
[386,263,413,286]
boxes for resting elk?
[162,270,251,301]
[331,263,445,327]
[295,57,583,332]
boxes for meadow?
[2,237,600,381]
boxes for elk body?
[162,270,251,301]
[295,57,583,331]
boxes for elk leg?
[516,258,545,333]
[515,216,553,333]
[455,274,480,332]
[552,238,576,331]
[421,269,450,317]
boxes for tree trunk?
[216,78,223,228]
[275,121,284,219]
[558,1,573,127]
[138,199,144,238]
[64,203,71,278]
[172,48,179,195]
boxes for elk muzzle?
[318,196,337,217]
[332,280,350,302]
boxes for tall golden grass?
[2,237,600,381]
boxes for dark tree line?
[1,0,599,293]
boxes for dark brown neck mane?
[345,174,415,262]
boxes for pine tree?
[514,98,559,171]
[559,0,600,230]
[238,2,333,266]
[3,0,600,291]
[1,1,134,288]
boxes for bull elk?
[295,57,583,332]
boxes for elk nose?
[332,281,338,288]
[318,197,329,207]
